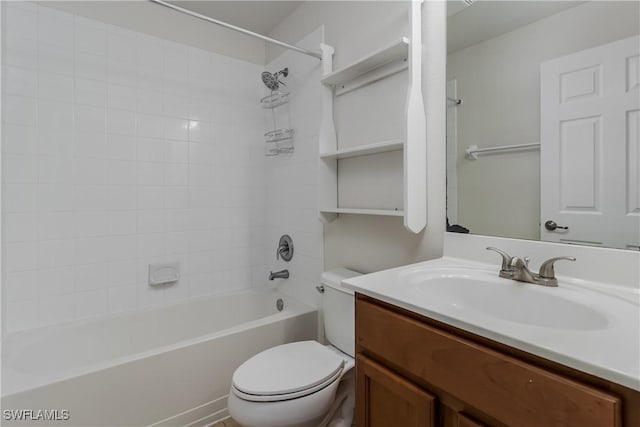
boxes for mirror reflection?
[446,0,640,250]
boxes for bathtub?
[1,290,317,426]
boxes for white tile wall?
[261,28,324,308]
[2,2,266,332]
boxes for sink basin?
[343,257,640,392]
[403,269,609,330]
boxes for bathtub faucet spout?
[269,269,289,280]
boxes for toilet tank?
[321,268,362,358]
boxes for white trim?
[0,0,5,341]
[403,0,428,233]
[446,80,459,223]
[423,0,448,253]
[319,43,338,224]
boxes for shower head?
[261,72,279,91]
[261,67,289,91]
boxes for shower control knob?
[276,235,294,261]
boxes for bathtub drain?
[276,298,285,312]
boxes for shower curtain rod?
[148,0,323,59]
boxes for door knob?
[544,220,569,231]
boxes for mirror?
[446,0,640,250]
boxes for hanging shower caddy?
[261,91,294,155]
[261,68,294,156]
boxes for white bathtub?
[1,290,317,426]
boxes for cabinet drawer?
[356,298,621,427]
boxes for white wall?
[1,2,265,332]
[2,0,450,332]
[261,28,324,308]
[448,1,640,240]
[268,1,446,274]
[37,0,265,65]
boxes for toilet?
[228,268,362,427]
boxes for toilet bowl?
[228,269,361,427]
[228,342,354,427]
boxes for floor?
[210,418,241,427]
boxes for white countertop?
[343,256,640,391]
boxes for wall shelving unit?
[319,208,404,217]
[319,139,404,160]
[321,39,410,95]
[318,1,426,233]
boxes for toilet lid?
[232,341,345,397]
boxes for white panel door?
[541,35,640,250]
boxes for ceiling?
[447,1,586,53]
[168,1,303,35]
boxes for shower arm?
[148,0,323,60]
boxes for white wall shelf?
[320,139,404,160]
[321,38,409,87]
[318,1,426,233]
[320,208,404,217]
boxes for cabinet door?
[356,354,435,427]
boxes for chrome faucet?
[486,247,575,287]
[269,269,289,280]
[508,256,537,283]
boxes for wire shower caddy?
[261,91,294,155]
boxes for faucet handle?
[509,256,529,269]
[538,256,576,279]
[486,247,513,272]
[276,235,293,261]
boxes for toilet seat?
[232,341,345,403]
[232,366,342,402]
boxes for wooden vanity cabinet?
[355,294,640,427]
[357,354,436,427]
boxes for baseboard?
[147,395,229,427]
